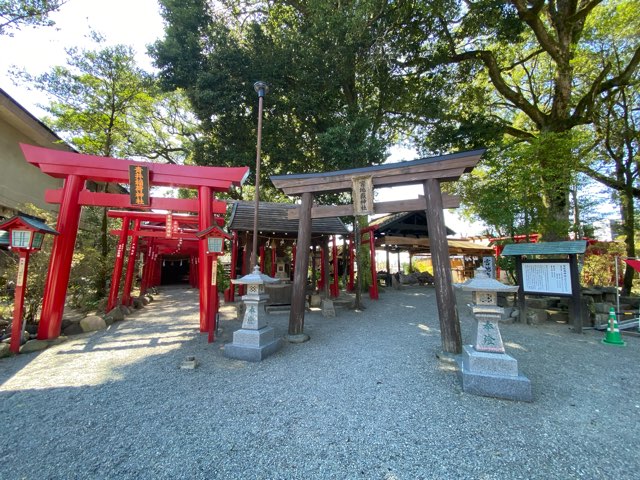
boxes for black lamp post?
[251,81,268,270]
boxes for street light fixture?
[251,81,269,270]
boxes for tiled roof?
[228,201,348,236]
[501,241,587,256]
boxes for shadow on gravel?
[0,285,639,479]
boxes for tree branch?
[510,0,562,63]
[597,46,640,93]
[571,46,640,126]
[569,0,604,23]
[500,49,545,72]
[448,49,547,127]
[580,165,640,198]
[504,125,537,140]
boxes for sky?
[0,0,493,238]
[0,0,164,111]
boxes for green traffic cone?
[602,307,626,346]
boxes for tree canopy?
[398,0,639,238]
[151,0,639,238]
[151,0,412,199]
[0,0,67,36]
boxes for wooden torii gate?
[271,149,485,354]
[19,144,248,340]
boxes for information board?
[521,262,572,295]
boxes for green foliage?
[152,0,403,200]
[0,0,66,36]
[217,258,229,293]
[581,242,626,287]
[15,31,156,158]
[13,33,202,301]
[0,204,111,327]
[401,0,640,239]
[0,205,56,323]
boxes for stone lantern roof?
[231,266,280,285]
[457,267,519,293]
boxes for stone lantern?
[456,267,532,402]
[224,266,282,361]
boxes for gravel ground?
[1,285,639,480]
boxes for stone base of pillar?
[224,326,282,362]
[285,333,310,343]
[457,345,532,402]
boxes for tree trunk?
[537,132,573,240]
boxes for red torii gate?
[107,210,203,311]
[20,144,248,340]
[107,210,225,329]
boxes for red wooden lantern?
[196,225,231,255]
[0,214,59,354]
[195,224,231,343]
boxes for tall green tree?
[0,0,67,35]
[17,32,156,299]
[151,0,406,199]
[575,0,640,292]
[398,0,640,239]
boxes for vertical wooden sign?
[129,165,150,207]
[16,257,26,287]
[211,257,218,286]
[352,175,374,216]
[165,212,173,239]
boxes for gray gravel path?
[1,285,639,480]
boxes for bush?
[581,241,626,287]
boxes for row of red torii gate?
[21,144,484,354]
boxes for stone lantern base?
[224,288,282,362]
[224,326,282,362]
[457,345,532,402]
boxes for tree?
[0,0,67,36]
[16,32,157,299]
[576,0,639,293]
[456,142,545,237]
[398,0,640,239]
[151,0,405,199]
[129,89,201,165]
[152,0,412,305]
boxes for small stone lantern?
[461,267,519,353]
[224,266,282,361]
[456,267,532,402]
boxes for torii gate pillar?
[424,179,461,354]
[198,186,213,332]
[287,192,312,342]
[107,217,130,312]
[271,148,485,354]
[21,144,248,340]
[37,175,84,340]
